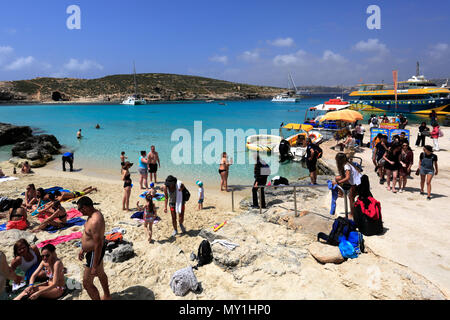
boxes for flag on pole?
[392,70,398,112]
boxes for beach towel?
[6,219,28,231]
[37,231,83,248]
[21,186,66,196]
[139,191,165,201]
[175,181,183,214]
[130,211,144,219]
[327,180,338,215]
[38,208,82,222]
[0,176,18,183]
[44,217,86,233]
[211,239,239,250]
[0,223,7,231]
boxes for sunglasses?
[42,254,51,258]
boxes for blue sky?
[0,0,449,86]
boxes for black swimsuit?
[123,172,132,188]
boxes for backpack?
[271,176,289,186]
[317,217,356,246]
[346,231,365,254]
[439,129,444,137]
[354,197,383,236]
[197,240,213,267]
[312,144,323,159]
[182,187,191,202]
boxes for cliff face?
[0,74,283,103]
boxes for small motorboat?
[246,134,282,152]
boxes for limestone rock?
[0,123,33,146]
[308,242,345,264]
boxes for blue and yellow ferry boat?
[349,74,450,115]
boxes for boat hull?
[350,98,450,114]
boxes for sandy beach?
[0,123,449,300]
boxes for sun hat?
[196,180,203,187]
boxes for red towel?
[37,232,83,248]
[6,219,28,230]
[38,208,83,222]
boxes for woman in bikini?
[14,244,66,300]
[23,184,37,210]
[31,200,68,233]
[28,188,51,214]
[218,152,232,192]
[53,186,97,202]
[7,199,29,230]
[122,161,133,211]
[137,193,158,243]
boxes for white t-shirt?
[344,163,362,186]
[198,187,204,200]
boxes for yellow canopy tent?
[319,110,363,123]
[282,123,313,132]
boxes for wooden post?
[231,188,234,212]
[294,186,298,217]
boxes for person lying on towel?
[32,200,68,233]
[53,187,97,202]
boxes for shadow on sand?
[111,286,155,300]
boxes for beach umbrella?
[319,110,363,123]
[282,123,313,132]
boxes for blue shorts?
[198,199,204,204]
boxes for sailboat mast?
[133,61,138,97]
[288,72,298,93]
[416,61,419,77]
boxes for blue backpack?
[317,217,356,246]
[338,231,365,259]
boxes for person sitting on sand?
[1,250,23,300]
[14,244,66,300]
[7,199,29,230]
[333,153,362,219]
[10,239,47,284]
[137,193,158,243]
[31,200,67,233]
[332,132,354,151]
[30,190,54,216]
[53,187,97,202]
[23,184,38,210]
[21,161,32,174]
[148,182,157,197]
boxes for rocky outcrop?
[0,123,33,146]
[10,134,61,167]
[0,229,37,246]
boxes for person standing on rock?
[252,153,270,209]
[147,145,160,184]
[76,196,111,300]
[62,151,74,172]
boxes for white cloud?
[273,50,307,66]
[428,43,449,59]
[4,56,35,70]
[0,46,13,55]
[353,39,389,55]
[239,50,260,62]
[63,58,103,71]
[209,55,228,64]
[322,50,347,64]
[268,37,294,47]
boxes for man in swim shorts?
[77,196,111,300]
[62,152,74,172]
[147,145,160,184]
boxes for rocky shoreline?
[0,123,61,168]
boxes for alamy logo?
[366,5,381,30]
[66,5,81,30]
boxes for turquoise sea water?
[0,96,440,186]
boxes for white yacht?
[121,61,146,105]
[271,93,300,102]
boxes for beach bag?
[439,129,444,137]
[338,238,359,259]
[271,176,289,186]
[105,232,123,243]
[182,187,191,202]
[347,231,365,254]
[170,266,199,296]
[197,240,213,267]
[354,197,383,236]
[317,217,356,246]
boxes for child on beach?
[196,180,204,210]
[148,182,157,197]
[137,194,157,243]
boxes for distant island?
[0,73,355,104]
[1,73,448,104]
